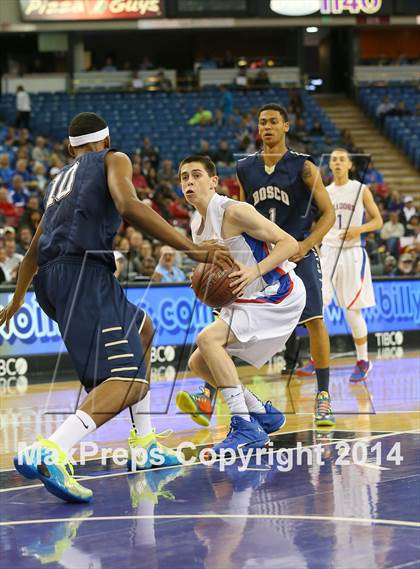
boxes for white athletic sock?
[48,410,96,453]
[221,386,250,421]
[130,391,153,437]
[243,389,266,414]
[355,341,368,362]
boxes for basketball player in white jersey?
[179,155,306,453]
[321,148,383,381]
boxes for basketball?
[191,260,239,308]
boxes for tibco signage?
[270,0,382,16]
[19,0,164,21]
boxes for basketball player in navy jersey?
[0,112,231,503]
[177,103,336,428]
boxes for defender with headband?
[1,112,231,503]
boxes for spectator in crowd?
[152,246,186,283]
[32,162,48,194]
[234,67,249,89]
[364,160,384,188]
[388,189,403,213]
[31,136,50,162]
[17,196,41,230]
[13,158,37,190]
[132,163,149,196]
[102,56,117,71]
[188,106,213,126]
[220,85,234,121]
[49,153,65,173]
[383,254,397,276]
[294,117,308,142]
[4,127,17,148]
[365,231,383,265]
[16,225,33,255]
[2,238,23,281]
[168,196,190,226]
[0,154,13,186]
[0,186,16,221]
[138,255,155,280]
[157,159,176,183]
[289,89,304,116]
[253,69,270,88]
[212,140,235,166]
[140,137,160,168]
[380,210,405,257]
[396,253,415,276]
[390,101,412,117]
[10,175,29,208]
[195,139,213,159]
[15,85,31,129]
[28,209,41,231]
[156,71,173,92]
[376,95,395,122]
[402,196,416,222]
[0,246,8,284]
[406,214,419,237]
[309,120,325,136]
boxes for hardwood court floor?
[1,352,419,470]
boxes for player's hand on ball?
[340,227,360,241]
[228,262,259,296]
[192,240,234,269]
[289,241,310,263]
[0,296,24,333]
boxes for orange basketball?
[191,260,239,308]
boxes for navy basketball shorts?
[33,257,147,391]
[294,248,324,325]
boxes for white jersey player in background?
[178,154,306,454]
[321,148,383,382]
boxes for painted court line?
[0,429,415,494]
[0,514,418,529]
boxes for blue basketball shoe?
[213,416,269,455]
[251,401,286,434]
[350,360,372,383]
[14,436,92,503]
[127,429,182,471]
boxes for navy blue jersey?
[38,149,120,271]
[237,150,316,240]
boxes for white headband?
[69,126,109,147]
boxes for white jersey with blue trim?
[190,193,295,300]
[323,179,367,248]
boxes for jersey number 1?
[46,161,79,209]
[269,208,276,223]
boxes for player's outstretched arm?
[106,152,232,267]
[293,160,335,262]
[0,217,44,332]
[225,202,298,295]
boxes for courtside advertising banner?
[0,278,419,358]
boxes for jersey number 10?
[46,162,79,209]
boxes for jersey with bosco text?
[236,150,315,240]
[38,149,120,271]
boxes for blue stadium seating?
[0,88,340,167]
[358,86,420,168]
